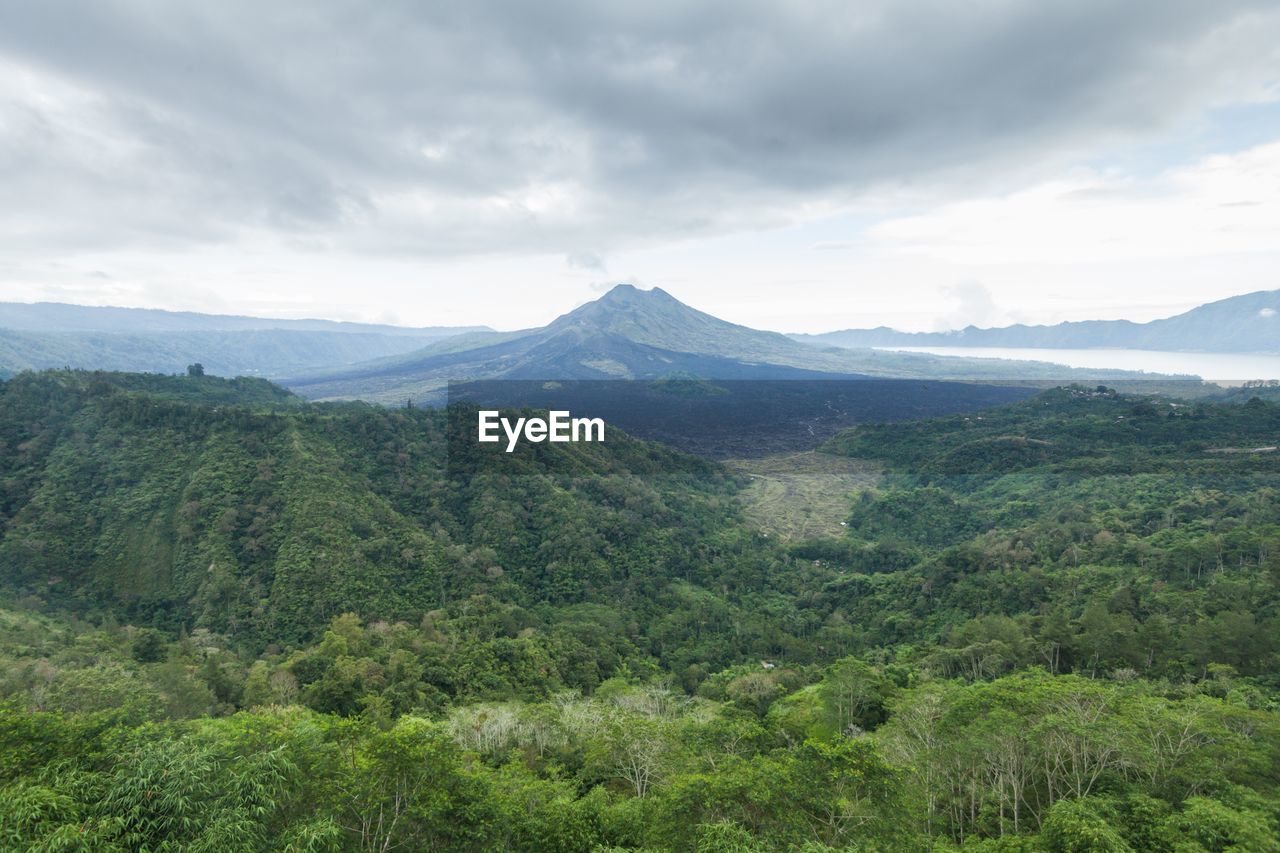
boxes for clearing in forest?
[726,451,880,540]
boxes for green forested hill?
[2,373,1278,849]
[0,371,749,653]
[819,386,1280,678]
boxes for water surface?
[876,346,1280,381]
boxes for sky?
[1,0,1278,333]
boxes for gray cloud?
[1,0,1279,262]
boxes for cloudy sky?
[2,0,1279,332]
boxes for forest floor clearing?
[726,451,880,540]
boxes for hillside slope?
[4,372,1280,853]
[0,371,743,648]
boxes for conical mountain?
[284,285,868,401]
[543,284,799,359]
[283,285,1154,403]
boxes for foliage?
[2,374,1280,848]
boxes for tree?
[327,717,497,850]
[592,713,673,798]
[187,363,205,377]
[131,627,167,663]
[100,735,295,850]
[819,657,892,735]
[1163,797,1276,851]
[1040,798,1131,852]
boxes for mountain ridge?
[0,302,490,379]
[795,289,1280,353]
[0,300,489,337]
[2,288,1197,396]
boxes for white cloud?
[3,1,1280,331]
[939,280,1008,329]
[868,141,1280,265]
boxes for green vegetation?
[1,373,1278,849]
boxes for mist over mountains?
[0,302,487,378]
[0,302,487,336]
[795,289,1280,353]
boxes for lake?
[876,346,1280,381]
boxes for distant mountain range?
[793,289,1280,353]
[6,287,1226,399]
[0,302,487,378]
[0,302,485,336]
[283,284,1166,403]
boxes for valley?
[7,3,1279,847]
[2,369,1278,848]
[2,291,1277,851]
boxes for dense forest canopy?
[1,370,1277,849]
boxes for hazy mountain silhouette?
[795,289,1280,353]
[0,301,487,378]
